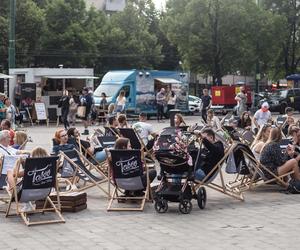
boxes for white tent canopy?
[0,73,13,79]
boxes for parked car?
[189,95,202,114]
[267,88,300,114]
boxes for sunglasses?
[60,133,68,138]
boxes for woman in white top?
[167,91,177,112]
[206,109,221,130]
[250,124,271,159]
[115,90,126,113]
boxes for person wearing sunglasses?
[52,129,75,155]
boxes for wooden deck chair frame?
[118,127,155,162]
[107,149,150,211]
[5,157,65,226]
[104,126,120,137]
[0,155,9,212]
[228,148,293,192]
[75,137,110,178]
[59,149,110,196]
[194,142,245,201]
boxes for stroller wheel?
[197,187,207,209]
[179,199,192,214]
[154,199,168,213]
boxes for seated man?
[194,128,225,181]
[132,112,157,150]
[105,116,119,136]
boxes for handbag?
[77,106,86,118]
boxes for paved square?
[1,115,300,250]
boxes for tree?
[39,0,94,67]
[15,0,45,67]
[263,0,300,77]
[162,0,284,84]
[96,1,162,71]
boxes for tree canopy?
[0,0,299,82]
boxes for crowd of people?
[1,84,300,214]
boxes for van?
[93,70,189,115]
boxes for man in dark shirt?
[200,89,211,123]
[194,128,225,181]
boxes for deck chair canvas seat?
[60,149,109,196]
[5,156,65,226]
[194,142,245,201]
[97,136,117,149]
[107,149,149,211]
[118,128,155,163]
[225,143,293,192]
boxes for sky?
[153,0,166,10]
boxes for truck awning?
[0,73,13,79]
[155,78,182,84]
[42,75,99,79]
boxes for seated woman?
[250,124,271,159]
[52,129,75,155]
[260,127,300,181]
[238,111,252,130]
[110,138,157,196]
[6,147,49,191]
[12,131,28,149]
[194,129,225,182]
[174,113,187,128]
[67,127,107,163]
[117,114,130,128]
[206,109,221,130]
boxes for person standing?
[167,90,177,113]
[4,97,17,130]
[235,86,247,116]
[156,88,166,122]
[14,80,21,109]
[201,88,212,123]
[253,102,272,131]
[80,87,94,135]
[115,90,126,114]
[0,93,7,123]
[68,92,78,127]
[58,90,70,130]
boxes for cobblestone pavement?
[1,114,300,250]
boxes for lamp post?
[8,0,16,69]
[255,0,261,94]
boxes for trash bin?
[169,109,181,127]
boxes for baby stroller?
[153,133,206,214]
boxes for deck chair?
[276,115,287,127]
[97,136,117,149]
[59,149,109,196]
[75,137,110,178]
[239,130,255,146]
[226,143,293,192]
[104,126,120,137]
[118,127,155,162]
[5,156,65,226]
[194,142,245,201]
[107,149,149,211]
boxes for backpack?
[287,179,300,194]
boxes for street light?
[8,0,16,69]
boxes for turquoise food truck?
[94,70,189,115]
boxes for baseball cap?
[261,102,269,108]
